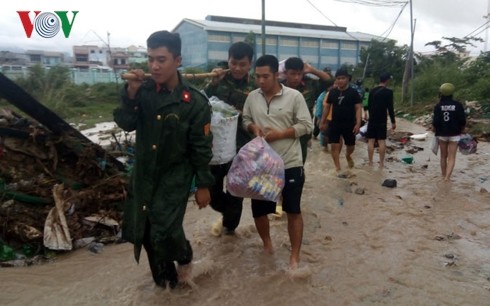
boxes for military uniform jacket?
[113,74,214,262]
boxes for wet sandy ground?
[1,118,490,306]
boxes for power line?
[379,2,408,40]
[305,0,363,41]
[471,24,490,37]
[305,0,339,27]
[333,0,407,7]
[464,19,490,38]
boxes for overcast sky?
[1,0,488,56]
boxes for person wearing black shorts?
[366,72,396,168]
[242,55,313,269]
[320,69,362,172]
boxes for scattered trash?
[0,77,129,264]
[382,179,397,188]
[444,253,456,259]
[87,241,105,254]
[401,155,414,164]
[354,187,365,195]
[458,134,478,155]
[409,133,428,141]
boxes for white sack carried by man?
[208,96,239,165]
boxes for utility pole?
[362,53,370,80]
[261,0,266,56]
[107,32,112,69]
[486,0,490,51]
[409,0,415,107]
[107,32,119,84]
[402,0,415,106]
[410,19,416,107]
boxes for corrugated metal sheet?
[179,18,380,42]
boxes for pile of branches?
[0,109,128,264]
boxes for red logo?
[182,90,191,103]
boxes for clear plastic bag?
[458,134,477,155]
[226,137,285,202]
[430,135,439,155]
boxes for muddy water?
[1,118,490,306]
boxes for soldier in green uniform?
[282,57,332,164]
[113,30,214,289]
[204,41,255,235]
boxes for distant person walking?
[432,83,466,181]
[320,69,361,172]
[362,87,370,121]
[366,72,396,168]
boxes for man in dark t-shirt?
[320,69,361,172]
[366,72,396,168]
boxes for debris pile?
[0,109,128,266]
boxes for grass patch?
[66,102,118,129]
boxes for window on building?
[321,55,338,65]
[301,55,318,64]
[76,55,88,62]
[341,42,357,50]
[302,39,319,48]
[30,54,41,62]
[321,41,338,49]
[281,37,299,47]
[340,56,356,65]
[208,34,231,43]
[266,37,277,46]
[232,35,246,42]
[208,50,228,60]
[279,54,297,61]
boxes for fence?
[1,66,123,85]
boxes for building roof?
[174,15,381,43]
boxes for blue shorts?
[251,167,305,218]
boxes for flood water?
[1,118,490,305]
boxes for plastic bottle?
[0,242,16,261]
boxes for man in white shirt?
[242,54,313,269]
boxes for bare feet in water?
[177,263,193,283]
[289,256,299,270]
[347,156,354,168]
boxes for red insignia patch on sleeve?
[182,90,191,103]
[204,123,210,136]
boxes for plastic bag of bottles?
[226,137,285,202]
